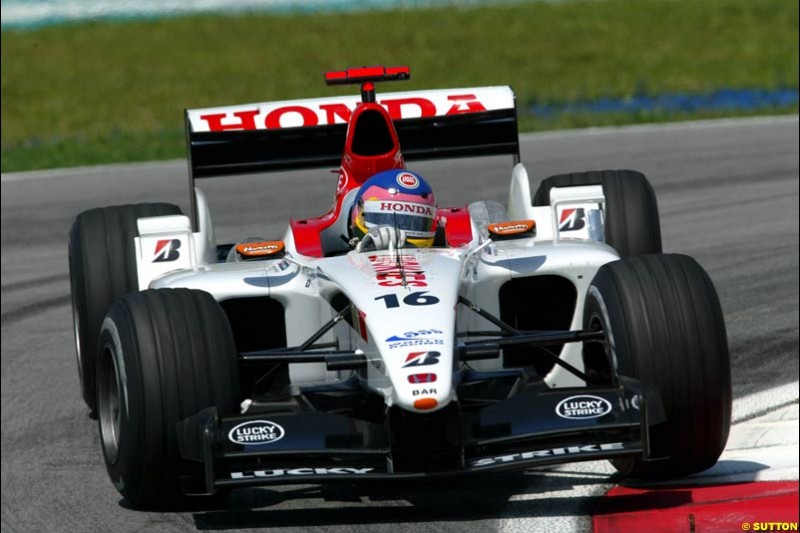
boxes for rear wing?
[184,86,519,179]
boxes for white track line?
[733,381,800,423]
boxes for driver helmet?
[350,169,438,248]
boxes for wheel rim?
[71,289,83,385]
[98,345,122,464]
[68,257,85,388]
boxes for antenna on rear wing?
[324,66,411,103]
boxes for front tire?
[583,254,731,478]
[97,289,240,508]
[69,203,182,413]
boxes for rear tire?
[97,289,240,508]
[533,169,661,257]
[583,254,731,479]
[69,203,181,413]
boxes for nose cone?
[362,251,463,413]
[318,249,464,414]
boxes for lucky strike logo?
[198,94,489,131]
[232,467,373,479]
[368,254,427,287]
[559,208,586,231]
[152,239,181,263]
[397,172,419,189]
[555,395,612,419]
[402,351,441,368]
[471,442,626,467]
[228,420,285,445]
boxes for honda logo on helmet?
[378,202,433,215]
[397,172,419,189]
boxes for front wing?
[177,378,662,494]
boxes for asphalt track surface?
[2,116,798,532]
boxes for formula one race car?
[69,66,732,508]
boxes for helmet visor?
[361,200,436,238]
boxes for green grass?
[2,0,798,172]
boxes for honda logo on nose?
[408,373,437,383]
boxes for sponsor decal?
[386,329,443,342]
[231,467,374,479]
[555,395,613,419]
[471,442,626,467]
[389,338,444,349]
[374,201,433,216]
[488,219,536,237]
[368,254,428,288]
[236,241,285,257]
[414,397,439,410]
[402,351,441,368]
[356,308,368,342]
[198,93,491,132]
[335,170,349,195]
[559,208,586,231]
[228,420,285,446]
[271,259,292,272]
[412,388,437,396]
[386,329,443,350]
[408,373,437,384]
[397,172,420,189]
[630,395,640,410]
[152,239,181,263]
[375,291,440,309]
[445,93,489,115]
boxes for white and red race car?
[68,66,732,508]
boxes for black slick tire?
[69,202,181,413]
[583,254,731,478]
[533,169,661,257]
[96,289,240,508]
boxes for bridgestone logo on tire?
[228,420,285,445]
[556,395,612,419]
